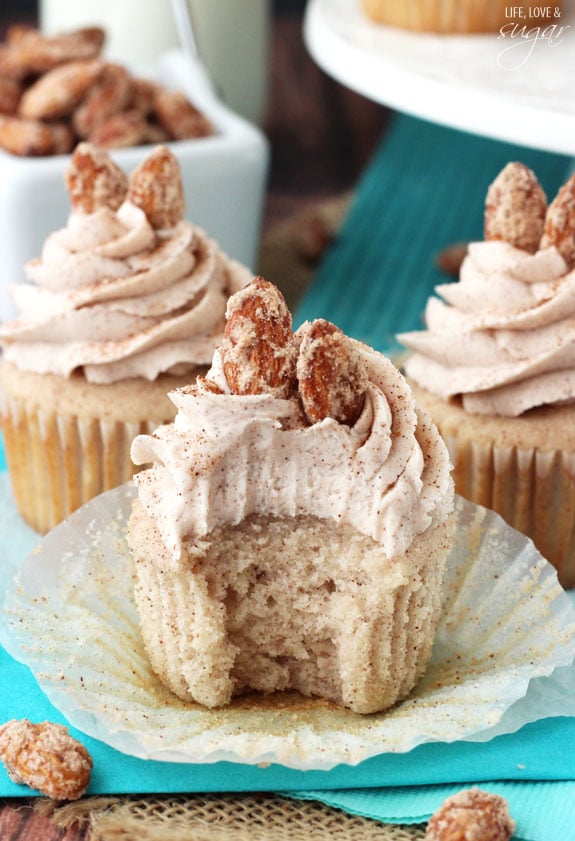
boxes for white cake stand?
[304,0,575,157]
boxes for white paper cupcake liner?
[2,483,575,771]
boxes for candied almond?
[484,161,547,253]
[541,174,575,269]
[0,26,105,81]
[18,58,103,121]
[89,108,151,150]
[65,142,128,213]
[0,76,23,115]
[425,787,515,841]
[0,114,73,156]
[0,719,93,801]
[128,77,160,116]
[127,144,185,228]
[73,61,131,138]
[222,277,297,398]
[153,88,213,140]
[296,319,367,426]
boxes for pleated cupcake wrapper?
[133,544,444,714]
[0,393,154,535]
[3,487,575,769]
[443,433,575,589]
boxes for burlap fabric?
[37,793,426,841]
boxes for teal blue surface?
[294,114,571,355]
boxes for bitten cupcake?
[127,277,455,714]
[400,162,575,589]
[359,1,561,34]
[0,143,251,534]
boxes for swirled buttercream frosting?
[0,143,251,384]
[400,162,575,417]
[131,279,454,561]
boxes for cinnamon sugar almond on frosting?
[541,173,575,269]
[484,161,547,254]
[65,141,128,212]
[296,319,367,426]
[222,276,297,398]
[127,144,184,229]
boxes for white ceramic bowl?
[0,49,270,322]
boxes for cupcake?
[127,277,455,714]
[0,143,252,534]
[400,162,575,589]
[359,1,561,34]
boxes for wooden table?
[0,2,389,838]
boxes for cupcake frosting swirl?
[401,240,575,416]
[0,144,251,384]
[131,342,454,561]
[0,204,251,384]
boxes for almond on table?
[425,788,515,841]
[0,719,93,801]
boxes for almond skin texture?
[296,319,367,426]
[541,173,575,269]
[0,114,74,156]
[65,142,128,213]
[0,719,93,801]
[425,788,515,841]
[484,161,547,253]
[222,276,297,398]
[0,26,104,81]
[153,88,213,140]
[127,144,185,229]
[73,61,131,138]
[18,59,103,120]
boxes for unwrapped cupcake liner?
[2,483,575,770]
[0,392,154,534]
[443,432,575,590]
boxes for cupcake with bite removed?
[127,277,455,714]
[0,143,251,534]
[400,162,575,589]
